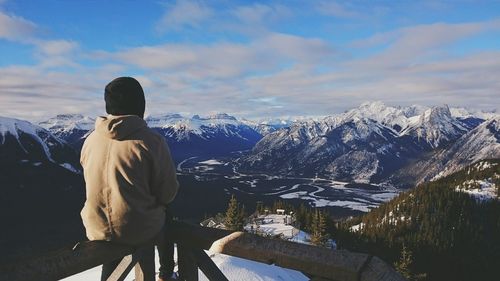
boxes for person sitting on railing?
[80,77,179,281]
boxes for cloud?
[0,3,499,121]
[108,32,336,81]
[0,11,38,42]
[36,40,79,56]
[156,0,213,32]
[316,1,360,19]
[348,20,500,71]
[0,11,80,68]
[232,3,291,24]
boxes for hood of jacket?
[95,115,147,140]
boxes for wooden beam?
[0,241,136,281]
[208,232,366,281]
[169,222,405,281]
[107,254,136,281]
[0,221,405,281]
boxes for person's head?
[104,77,146,118]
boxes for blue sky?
[0,0,499,121]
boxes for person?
[80,77,179,281]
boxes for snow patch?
[455,178,499,201]
[199,159,223,165]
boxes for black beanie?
[104,77,146,118]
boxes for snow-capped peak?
[39,114,95,132]
[145,113,257,141]
[450,107,499,120]
[205,113,238,121]
[402,105,469,148]
[0,116,44,145]
[0,116,80,172]
[420,105,453,124]
[327,101,409,131]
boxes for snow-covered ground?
[455,178,499,201]
[244,214,310,244]
[199,159,224,165]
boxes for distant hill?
[337,159,500,281]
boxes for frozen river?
[171,157,400,220]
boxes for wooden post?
[191,248,228,281]
[177,243,198,281]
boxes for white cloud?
[156,0,213,32]
[109,32,336,81]
[36,40,79,56]
[0,11,38,42]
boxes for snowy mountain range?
[393,116,500,185]
[1,101,497,187]
[38,114,94,149]
[0,116,80,172]
[237,102,499,186]
[35,113,267,161]
[145,113,263,161]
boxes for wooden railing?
[0,221,405,281]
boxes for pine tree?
[255,201,264,215]
[394,244,412,279]
[225,195,245,231]
[310,209,328,246]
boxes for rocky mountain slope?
[238,102,498,186]
[146,113,262,161]
[0,116,84,259]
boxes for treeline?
[336,159,500,281]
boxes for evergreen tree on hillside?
[225,195,245,231]
[337,159,500,280]
[255,201,264,215]
[310,209,329,246]
[394,244,425,281]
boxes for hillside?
[337,159,500,281]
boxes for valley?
[171,156,400,220]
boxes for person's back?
[80,77,179,280]
[81,114,178,244]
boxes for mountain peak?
[358,101,388,111]
[403,105,468,148]
[342,101,408,131]
[39,114,95,131]
[421,105,452,124]
[207,113,237,121]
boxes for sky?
[0,0,499,121]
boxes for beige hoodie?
[80,115,178,245]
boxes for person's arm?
[151,138,179,206]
